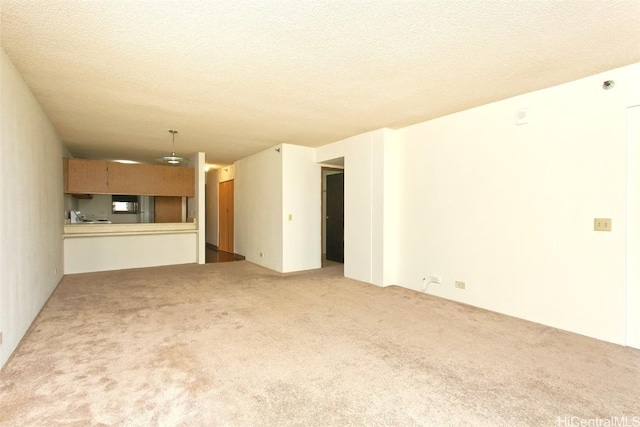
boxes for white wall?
[344,134,374,283]
[627,105,640,348]
[185,153,206,263]
[218,164,235,182]
[395,62,640,345]
[381,129,400,286]
[282,144,321,272]
[64,194,79,219]
[0,49,65,368]
[192,152,206,264]
[316,129,397,286]
[205,168,219,246]
[235,145,321,273]
[64,233,197,274]
[235,146,283,271]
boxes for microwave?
[112,195,139,214]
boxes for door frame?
[218,179,234,253]
[321,167,345,264]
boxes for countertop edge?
[63,222,197,237]
[63,229,198,238]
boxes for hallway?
[205,245,244,264]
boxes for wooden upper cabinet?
[64,158,109,194]
[107,162,195,196]
[63,158,195,197]
[149,164,195,197]
[106,162,156,195]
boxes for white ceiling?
[2,1,639,166]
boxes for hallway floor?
[205,246,244,263]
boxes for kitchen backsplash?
[78,194,154,223]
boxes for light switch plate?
[516,108,529,125]
[594,218,612,231]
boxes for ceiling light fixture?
[156,129,186,165]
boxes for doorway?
[219,180,234,253]
[323,169,344,263]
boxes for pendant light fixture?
[156,129,186,165]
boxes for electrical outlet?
[455,281,466,289]
[594,218,612,231]
[259,252,264,258]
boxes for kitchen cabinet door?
[148,165,195,197]
[108,162,195,196]
[64,158,109,194]
[107,162,153,195]
[155,196,183,222]
[63,158,195,196]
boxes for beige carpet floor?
[1,261,639,426]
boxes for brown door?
[155,196,183,223]
[219,180,234,253]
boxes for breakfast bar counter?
[63,222,198,274]
[64,222,197,237]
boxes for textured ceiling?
[2,1,640,166]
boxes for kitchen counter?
[64,222,197,238]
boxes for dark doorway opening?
[325,172,344,263]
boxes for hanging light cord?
[156,129,185,164]
[169,129,178,155]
